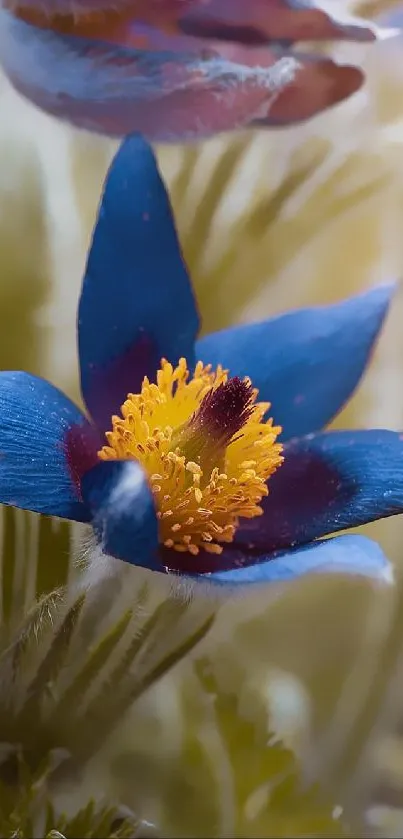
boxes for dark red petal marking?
[174,376,254,467]
[191,377,254,444]
[65,422,102,491]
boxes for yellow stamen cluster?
[99,358,283,555]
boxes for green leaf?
[22,594,86,710]
[51,608,133,728]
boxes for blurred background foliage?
[2,0,403,835]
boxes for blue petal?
[235,428,403,551]
[78,134,199,432]
[204,535,393,586]
[0,371,98,521]
[196,284,394,441]
[81,459,160,570]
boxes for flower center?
[98,358,283,555]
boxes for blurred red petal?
[252,60,364,125]
[0,9,297,138]
[0,8,365,139]
[0,0,368,140]
[180,0,376,45]
[4,0,376,44]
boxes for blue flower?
[0,133,401,588]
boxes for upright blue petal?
[204,535,393,586]
[235,429,403,551]
[78,134,200,432]
[196,284,394,441]
[0,372,97,521]
[81,459,160,570]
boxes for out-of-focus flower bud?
[0,0,377,140]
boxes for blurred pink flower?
[0,0,377,140]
